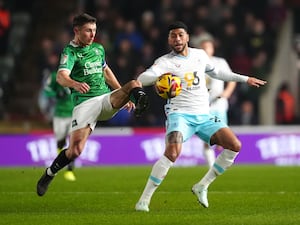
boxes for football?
[155,73,182,99]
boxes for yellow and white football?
[155,73,182,99]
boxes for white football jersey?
[138,47,215,115]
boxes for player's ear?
[73,26,79,34]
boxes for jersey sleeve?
[137,57,167,86]
[220,58,232,72]
[58,47,75,72]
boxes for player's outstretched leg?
[135,155,173,212]
[192,149,239,208]
[36,168,55,196]
[135,200,150,212]
[134,89,149,117]
[191,184,209,208]
[36,149,71,196]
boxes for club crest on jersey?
[94,49,100,55]
[60,54,68,65]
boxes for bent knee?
[231,139,242,152]
[128,80,142,88]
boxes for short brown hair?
[72,13,97,28]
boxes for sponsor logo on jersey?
[83,61,102,75]
[94,48,100,55]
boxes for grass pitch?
[0,165,299,225]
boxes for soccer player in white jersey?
[192,33,236,168]
[135,21,266,212]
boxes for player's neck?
[72,39,88,47]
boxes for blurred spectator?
[245,18,273,58]
[38,52,59,122]
[251,50,270,76]
[237,100,258,125]
[193,5,211,31]
[207,0,226,28]
[0,0,10,55]
[114,20,143,52]
[177,0,196,28]
[220,21,240,59]
[229,45,252,75]
[110,38,139,85]
[265,0,287,34]
[275,82,296,124]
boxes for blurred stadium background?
[0,0,300,166]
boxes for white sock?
[203,147,215,168]
[138,155,173,203]
[46,167,55,176]
[198,149,239,189]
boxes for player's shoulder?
[189,47,207,56]
[212,56,229,65]
[212,55,227,62]
[188,47,210,61]
[62,42,76,55]
[154,53,171,64]
[91,42,105,50]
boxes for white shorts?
[53,116,72,140]
[71,93,118,132]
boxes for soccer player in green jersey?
[37,13,149,196]
[43,70,76,181]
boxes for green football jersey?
[43,71,74,118]
[58,42,111,106]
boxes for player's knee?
[166,131,183,144]
[127,80,142,89]
[231,139,242,152]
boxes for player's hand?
[123,101,135,112]
[74,82,90,93]
[247,77,267,88]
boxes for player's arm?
[104,65,134,111]
[220,60,236,98]
[56,69,90,93]
[137,57,165,86]
[103,65,121,90]
[222,81,236,99]
[137,70,158,86]
[206,66,267,87]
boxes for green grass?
[0,165,299,225]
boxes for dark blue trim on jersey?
[205,67,215,73]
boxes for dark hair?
[72,13,97,28]
[168,21,188,33]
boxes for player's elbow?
[137,72,156,86]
